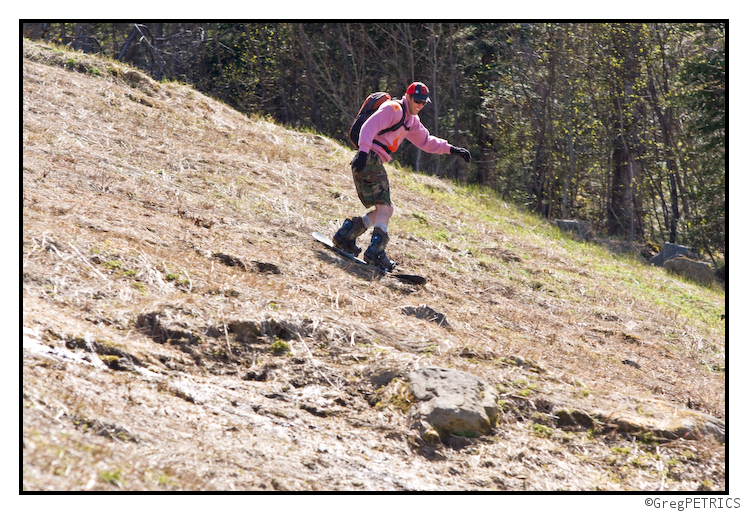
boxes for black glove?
[450,146,471,163]
[351,151,368,172]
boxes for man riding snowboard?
[334,81,471,271]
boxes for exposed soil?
[22,40,726,491]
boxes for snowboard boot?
[364,227,395,271]
[333,217,367,257]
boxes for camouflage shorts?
[351,151,391,207]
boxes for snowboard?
[312,232,427,285]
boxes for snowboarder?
[334,82,471,271]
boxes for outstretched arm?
[405,121,452,155]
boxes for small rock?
[271,477,292,491]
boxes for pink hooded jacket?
[357,98,452,163]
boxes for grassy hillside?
[22,40,725,491]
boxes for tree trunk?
[608,137,631,237]
[153,23,164,81]
[117,25,139,62]
[297,25,323,131]
[448,23,461,181]
[273,26,291,125]
[429,24,441,177]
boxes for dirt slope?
[22,40,726,491]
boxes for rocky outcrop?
[554,398,725,443]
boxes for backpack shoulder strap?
[377,98,408,136]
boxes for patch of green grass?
[420,343,438,356]
[530,423,553,438]
[432,229,449,242]
[269,337,290,355]
[99,467,125,487]
[411,212,429,225]
[103,260,122,270]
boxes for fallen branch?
[67,242,110,283]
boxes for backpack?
[348,92,407,154]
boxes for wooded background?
[22,22,725,263]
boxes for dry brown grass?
[23,40,725,491]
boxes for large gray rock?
[649,242,699,267]
[406,367,499,441]
[664,256,714,285]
